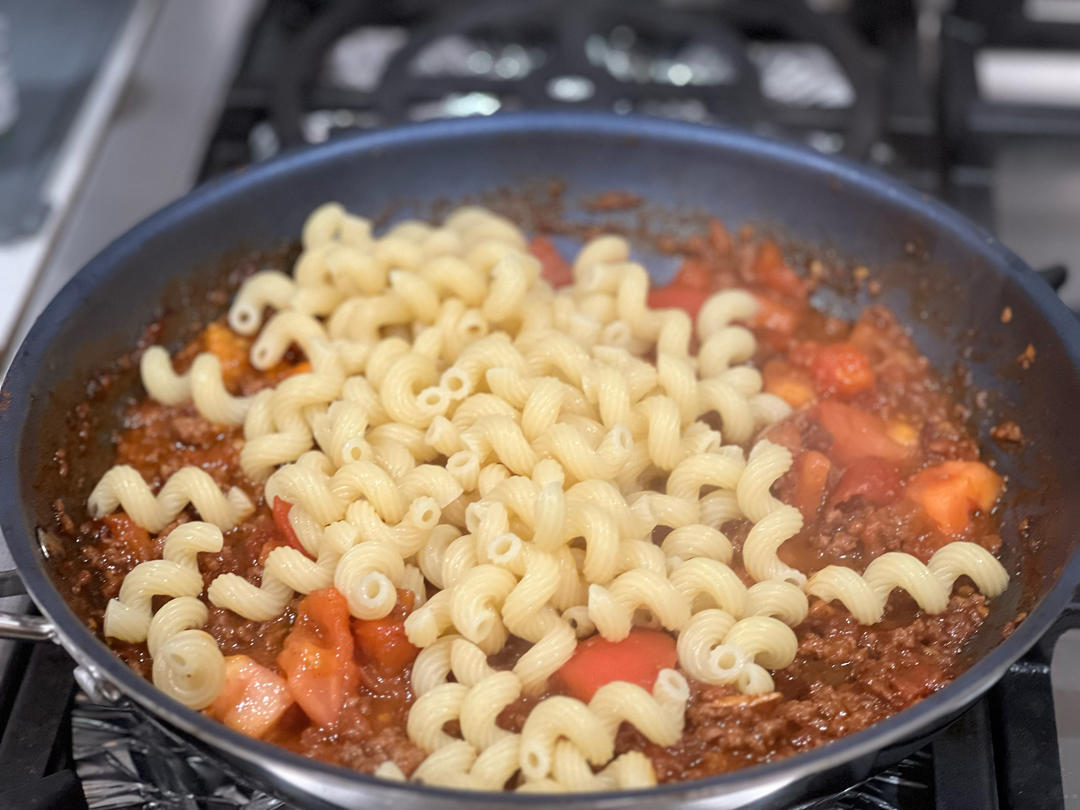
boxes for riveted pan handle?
[0,569,57,642]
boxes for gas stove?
[2,1,1079,808]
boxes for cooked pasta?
[103,522,223,641]
[518,670,688,783]
[806,542,1009,625]
[140,348,253,425]
[88,466,253,534]
[73,203,1014,792]
[738,440,806,585]
[147,596,226,709]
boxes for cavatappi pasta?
[58,204,1014,790]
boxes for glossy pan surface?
[2,112,1079,809]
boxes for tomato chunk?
[670,257,712,290]
[707,218,733,255]
[556,629,677,702]
[529,236,574,288]
[791,450,832,518]
[763,358,816,408]
[204,322,251,387]
[207,655,293,738]
[748,293,802,348]
[818,400,913,466]
[828,457,902,509]
[905,461,1003,535]
[647,284,710,320]
[278,588,357,727]
[352,590,419,674]
[752,240,808,299]
[271,497,306,555]
[805,342,875,397]
[101,512,153,561]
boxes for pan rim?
[3,110,1079,806]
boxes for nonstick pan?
[2,112,1079,809]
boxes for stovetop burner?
[266,0,881,157]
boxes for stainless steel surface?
[0,0,157,352]
[977,48,1080,310]
[72,664,122,705]
[1,0,262,364]
[996,140,1080,310]
[0,0,261,575]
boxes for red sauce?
[48,221,1005,783]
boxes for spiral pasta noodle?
[737,440,806,585]
[518,669,688,783]
[675,608,797,694]
[147,596,226,710]
[88,465,253,534]
[104,522,223,642]
[91,203,1012,793]
[806,542,1009,624]
[140,348,253,425]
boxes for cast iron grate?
[200,0,944,181]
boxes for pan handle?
[0,612,56,642]
[0,569,57,642]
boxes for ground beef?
[295,718,426,775]
[619,593,987,783]
[205,605,296,669]
[583,191,643,212]
[992,420,1023,443]
[45,223,1013,786]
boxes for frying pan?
[1,112,1078,809]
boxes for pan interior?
[3,114,1078,805]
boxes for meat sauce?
[49,221,1004,783]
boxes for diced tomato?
[763,358,816,408]
[647,283,710,320]
[848,318,882,354]
[101,512,153,561]
[749,293,802,348]
[271,497,306,555]
[352,590,419,674]
[278,588,357,727]
[817,400,914,466]
[707,218,733,255]
[761,418,804,453]
[828,457,902,509]
[905,461,1003,535]
[670,257,712,290]
[207,655,293,738]
[556,629,677,702]
[888,658,944,704]
[752,241,808,299]
[805,342,875,397]
[791,450,832,518]
[204,322,251,387]
[529,235,574,288]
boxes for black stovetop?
[3,1,1080,807]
